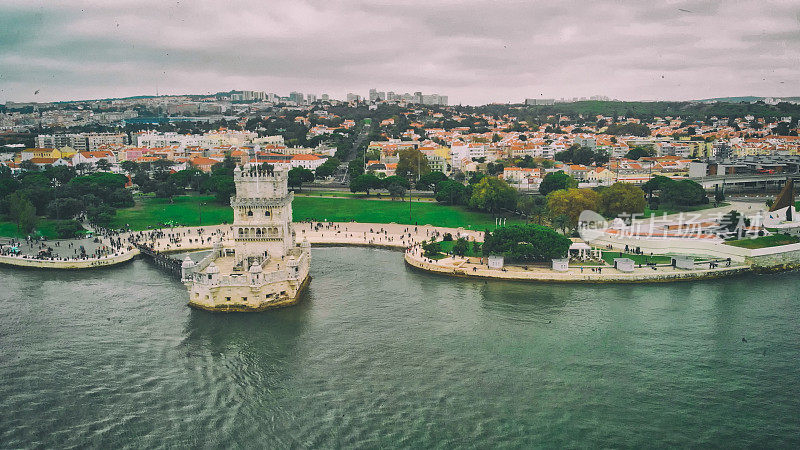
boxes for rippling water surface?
[1,247,799,447]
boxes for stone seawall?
[0,249,139,270]
[404,251,752,284]
[747,247,800,272]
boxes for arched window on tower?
[247,210,253,217]
[265,210,271,217]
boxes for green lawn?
[601,251,673,265]
[0,218,60,239]
[111,195,523,231]
[724,234,800,249]
[111,195,233,230]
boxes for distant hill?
[697,96,800,103]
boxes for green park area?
[111,195,233,229]
[0,219,60,239]
[106,194,522,231]
[725,234,800,249]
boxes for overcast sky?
[1,0,799,105]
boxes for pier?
[134,243,183,278]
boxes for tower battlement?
[234,164,288,180]
[233,165,289,200]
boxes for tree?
[435,180,471,205]
[714,185,725,202]
[47,197,83,220]
[546,188,601,229]
[396,148,430,180]
[153,158,174,174]
[593,150,610,165]
[349,173,381,195]
[539,171,577,196]
[554,149,573,163]
[660,179,708,207]
[468,172,485,185]
[120,160,139,174]
[599,182,646,217]
[153,180,181,200]
[386,182,406,200]
[642,175,674,194]
[288,167,314,191]
[517,195,547,224]
[19,160,38,172]
[571,146,595,165]
[169,168,207,191]
[5,192,38,233]
[348,159,365,179]
[453,237,469,256]
[416,171,448,192]
[75,162,91,175]
[550,214,570,235]
[625,146,653,160]
[468,176,517,214]
[422,240,442,258]
[314,157,340,179]
[55,219,84,239]
[86,203,116,227]
[472,241,482,255]
[487,162,504,175]
[206,174,235,204]
[381,175,410,189]
[482,224,571,262]
[95,159,111,171]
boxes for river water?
[1,247,799,447]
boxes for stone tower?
[231,165,295,269]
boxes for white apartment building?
[86,133,128,151]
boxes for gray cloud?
[1,0,799,104]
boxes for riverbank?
[404,247,752,283]
[6,221,800,283]
[0,248,139,269]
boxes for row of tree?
[0,165,133,236]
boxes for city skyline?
[2,0,800,105]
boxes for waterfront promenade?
[3,217,797,282]
[117,222,765,283]
[403,246,750,283]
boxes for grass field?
[110,195,523,231]
[724,234,800,249]
[111,195,232,230]
[0,218,60,239]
